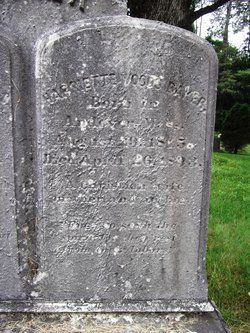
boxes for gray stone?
[0,0,126,41]
[213,136,221,152]
[0,36,23,299]
[32,16,217,310]
[0,1,230,332]
[0,311,230,333]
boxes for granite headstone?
[35,17,216,311]
[0,1,229,332]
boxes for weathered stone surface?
[0,36,22,299]
[0,0,126,41]
[0,311,230,333]
[0,4,224,330]
[33,17,217,309]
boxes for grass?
[207,150,250,333]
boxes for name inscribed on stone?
[36,18,217,302]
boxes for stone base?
[0,300,214,313]
[0,309,230,333]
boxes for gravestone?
[0,36,23,300]
[213,136,221,152]
[0,1,230,332]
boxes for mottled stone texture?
[0,311,230,333]
[34,17,217,308]
[0,3,230,333]
[0,36,23,300]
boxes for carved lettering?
[167,81,207,111]
[37,22,214,301]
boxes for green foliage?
[231,0,250,35]
[208,151,250,332]
[221,103,250,153]
[208,0,249,49]
[234,68,250,100]
[207,37,250,133]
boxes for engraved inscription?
[37,22,215,301]
[43,71,206,111]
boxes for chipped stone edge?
[0,300,214,313]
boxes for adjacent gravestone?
[0,36,23,300]
[0,1,230,332]
[214,136,221,152]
